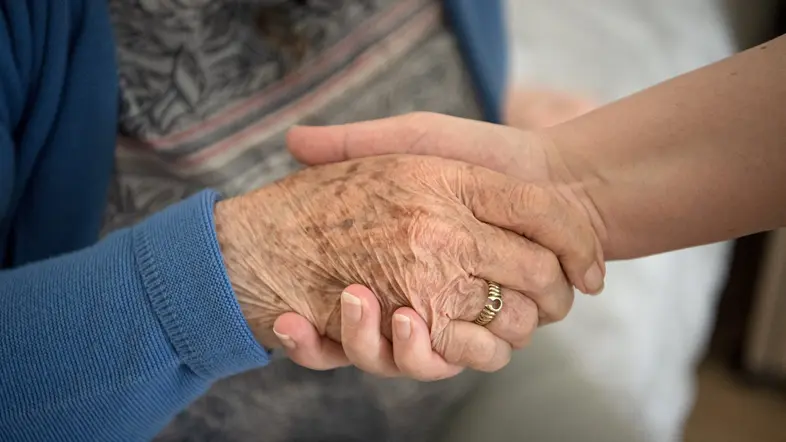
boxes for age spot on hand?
[347,163,361,174]
[339,219,355,230]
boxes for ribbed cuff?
[132,190,269,380]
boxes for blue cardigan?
[0,1,508,440]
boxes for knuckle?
[549,307,569,324]
[452,277,486,320]
[528,251,563,291]
[410,218,481,271]
[453,228,482,272]
[409,216,444,248]
[517,297,540,333]
[502,296,538,350]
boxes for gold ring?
[473,281,503,327]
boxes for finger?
[340,285,401,377]
[456,280,541,349]
[465,223,574,325]
[287,112,521,170]
[273,313,350,371]
[391,308,464,382]
[456,165,604,295]
[435,320,513,373]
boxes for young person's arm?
[548,35,786,259]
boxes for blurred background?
[119,1,786,440]
[439,0,786,441]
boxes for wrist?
[537,127,613,259]
[214,196,288,350]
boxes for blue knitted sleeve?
[0,191,270,441]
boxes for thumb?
[287,112,521,172]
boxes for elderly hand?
[274,113,609,379]
[216,153,602,378]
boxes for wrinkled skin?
[215,153,594,361]
[274,113,609,379]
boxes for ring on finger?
[474,281,503,327]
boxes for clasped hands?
[216,113,607,382]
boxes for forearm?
[0,192,268,441]
[546,35,786,260]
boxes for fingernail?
[393,314,411,340]
[583,262,605,295]
[342,291,362,324]
[274,330,296,350]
